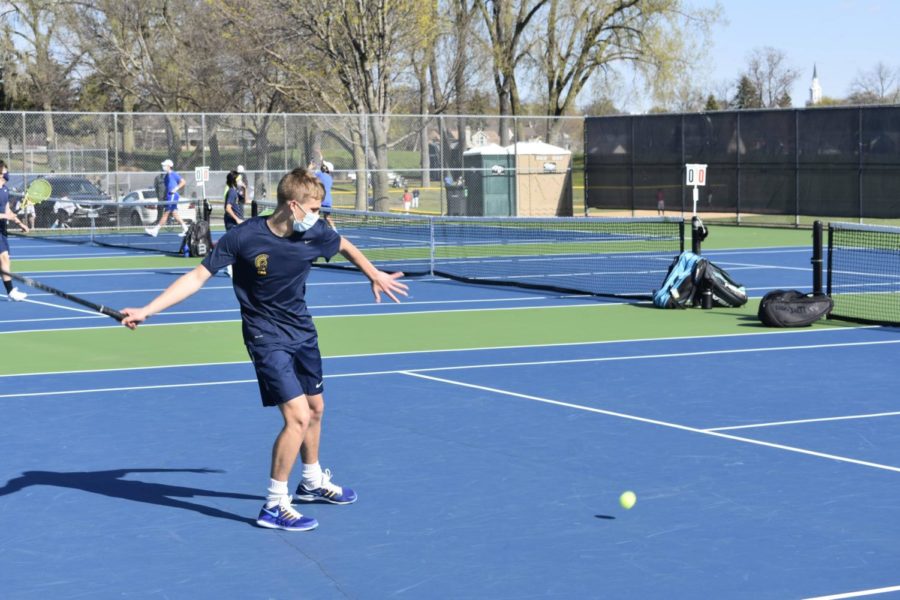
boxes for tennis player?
[145,159,188,238]
[121,167,407,531]
[222,170,244,278]
[0,161,29,301]
[223,170,244,230]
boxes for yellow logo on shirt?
[255,254,269,276]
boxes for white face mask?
[292,205,319,233]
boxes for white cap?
[161,159,174,169]
[322,161,334,173]
[236,165,245,173]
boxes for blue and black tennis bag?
[654,251,748,309]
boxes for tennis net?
[827,222,900,326]
[11,199,206,256]
[314,208,684,299]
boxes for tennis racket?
[24,178,52,204]
[1,268,125,322]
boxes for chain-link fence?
[584,105,900,225]
[0,111,585,228]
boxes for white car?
[117,189,195,227]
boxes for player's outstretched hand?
[120,307,149,330]
[372,271,408,303]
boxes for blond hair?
[276,167,325,206]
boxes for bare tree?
[229,0,430,211]
[744,47,800,108]
[2,0,84,166]
[534,0,715,137]
[475,0,549,144]
[848,62,900,105]
[433,0,484,178]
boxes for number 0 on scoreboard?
[685,163,707,187]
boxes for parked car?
[8,175,114,228]
[116,188,194,227]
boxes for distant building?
[809,64,823,106]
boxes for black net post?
[251,200,259,217]
[812,220,823,294]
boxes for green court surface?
[5,223,828,377]
[3,300,850,376]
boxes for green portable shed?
[462,144,515,216]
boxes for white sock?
[302,462,323,488]
[265,479,289,508]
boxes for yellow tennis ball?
[619,491,637,510]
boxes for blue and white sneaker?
[256,501,318,531]
[294,469,358,505]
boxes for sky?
[703,0,899,108]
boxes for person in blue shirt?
[145,159,188,238]
[310,159,335,228]
[121,167,407,532]
[0,161,29,301]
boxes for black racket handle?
[2,269,126,322]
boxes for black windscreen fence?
[585,106,900,224]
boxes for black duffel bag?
[758,290,833,327]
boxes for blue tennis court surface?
[2,236,899,599]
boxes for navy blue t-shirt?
[223,187,243,229]
[201,216,341,348]
[0,186,9,235]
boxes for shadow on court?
[0,468,261,526]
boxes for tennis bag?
[654,252,707,308]
[701,261,748,308]
[758,290,833,327]
[180,220,212,257]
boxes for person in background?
[222,170,244,279]
[412,189,420,209]
[310,159,335,229]
[224,170,244,230]
[236,164,249,206]
[402,188,412,213]
[145,159,188,238]
[0,161,29,301]
[656,188,665,216]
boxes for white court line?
[0,324,879,379]
[0,379,258,399]
[803,585,900,600]
[708,260,811,273]
[705,411,900,432]
[7,346,900,473]
[0,294,596,325]
[702,247,810,256]
[0,301,630,335]
[4,336,898,400]
[21,297,105,317]
[26,285,236,297]
[400,371,900,474]
[17,252,135,259]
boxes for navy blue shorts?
[0,233,8,254]
[165,192,179,213]
[246,339,324,407]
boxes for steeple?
[809,63,822,106]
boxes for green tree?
[704,94,719,111]
[731,75,761,109]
